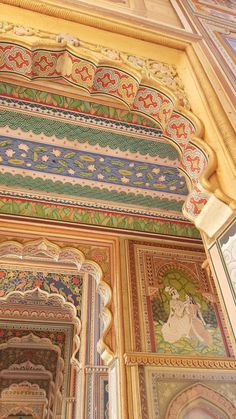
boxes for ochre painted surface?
[0,1,235,419]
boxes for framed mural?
[127,239,233,358]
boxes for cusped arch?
[0,21,227,228]
[0,287,81,366]
[166,383,236,419]
[1,381,48,419]
[0,238,114,364]
[0,333,64,416]
[1,405,39,419]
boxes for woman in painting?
[161,286,190,343]
[185,294,212,346]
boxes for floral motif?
[0,136,188,196]
[0,327,66,355]
[0,270,83,315]
[0,347,58,378]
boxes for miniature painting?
[151,268,227,356]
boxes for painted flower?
[88,164,96,172]
[57,333,65,342]
[152,168,160,174]
[72,277,80,285]
[99,157,104,162]
[34,278,43,287]
[42,155,49,162]
[145,182,150,187]
[68,168,75,175]
[26,163,31,167]
[5,149,15,157]
[18,143,29,152]
[121,176,129,184]
[0,271,5,280]
[52,149,61,157]
[136,173,143,178]
[129,163,135,167]
[159,175,166,182]
[170,186,176,190]
[97,173,104,180]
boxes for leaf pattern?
[0,136,187,195]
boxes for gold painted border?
[124,352,236,369]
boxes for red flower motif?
[72,277,80,285]
[0,271,5,279]
[57,333,64,342]
[34,278,43,287]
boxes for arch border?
[0,238,114,365]
[166,383,236,419]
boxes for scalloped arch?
[1,382,48,419]
[166,383,236,419]
[0,21,219,222]
[0,238,114,365]
[0,287,81,366]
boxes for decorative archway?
[0,238,114,364]
[0,333,64,419]
[0,382,48,419]
[166,383,236,419]
[0,20,232,236]
[0,238,114,418]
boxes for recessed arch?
[0,381,48,419]
[166,383,236,419]
[0,237,114,364]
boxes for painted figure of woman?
[161,287,212,346]
[185,294,212,346]
[161,287,190,343]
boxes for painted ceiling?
[0,82,189,221]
